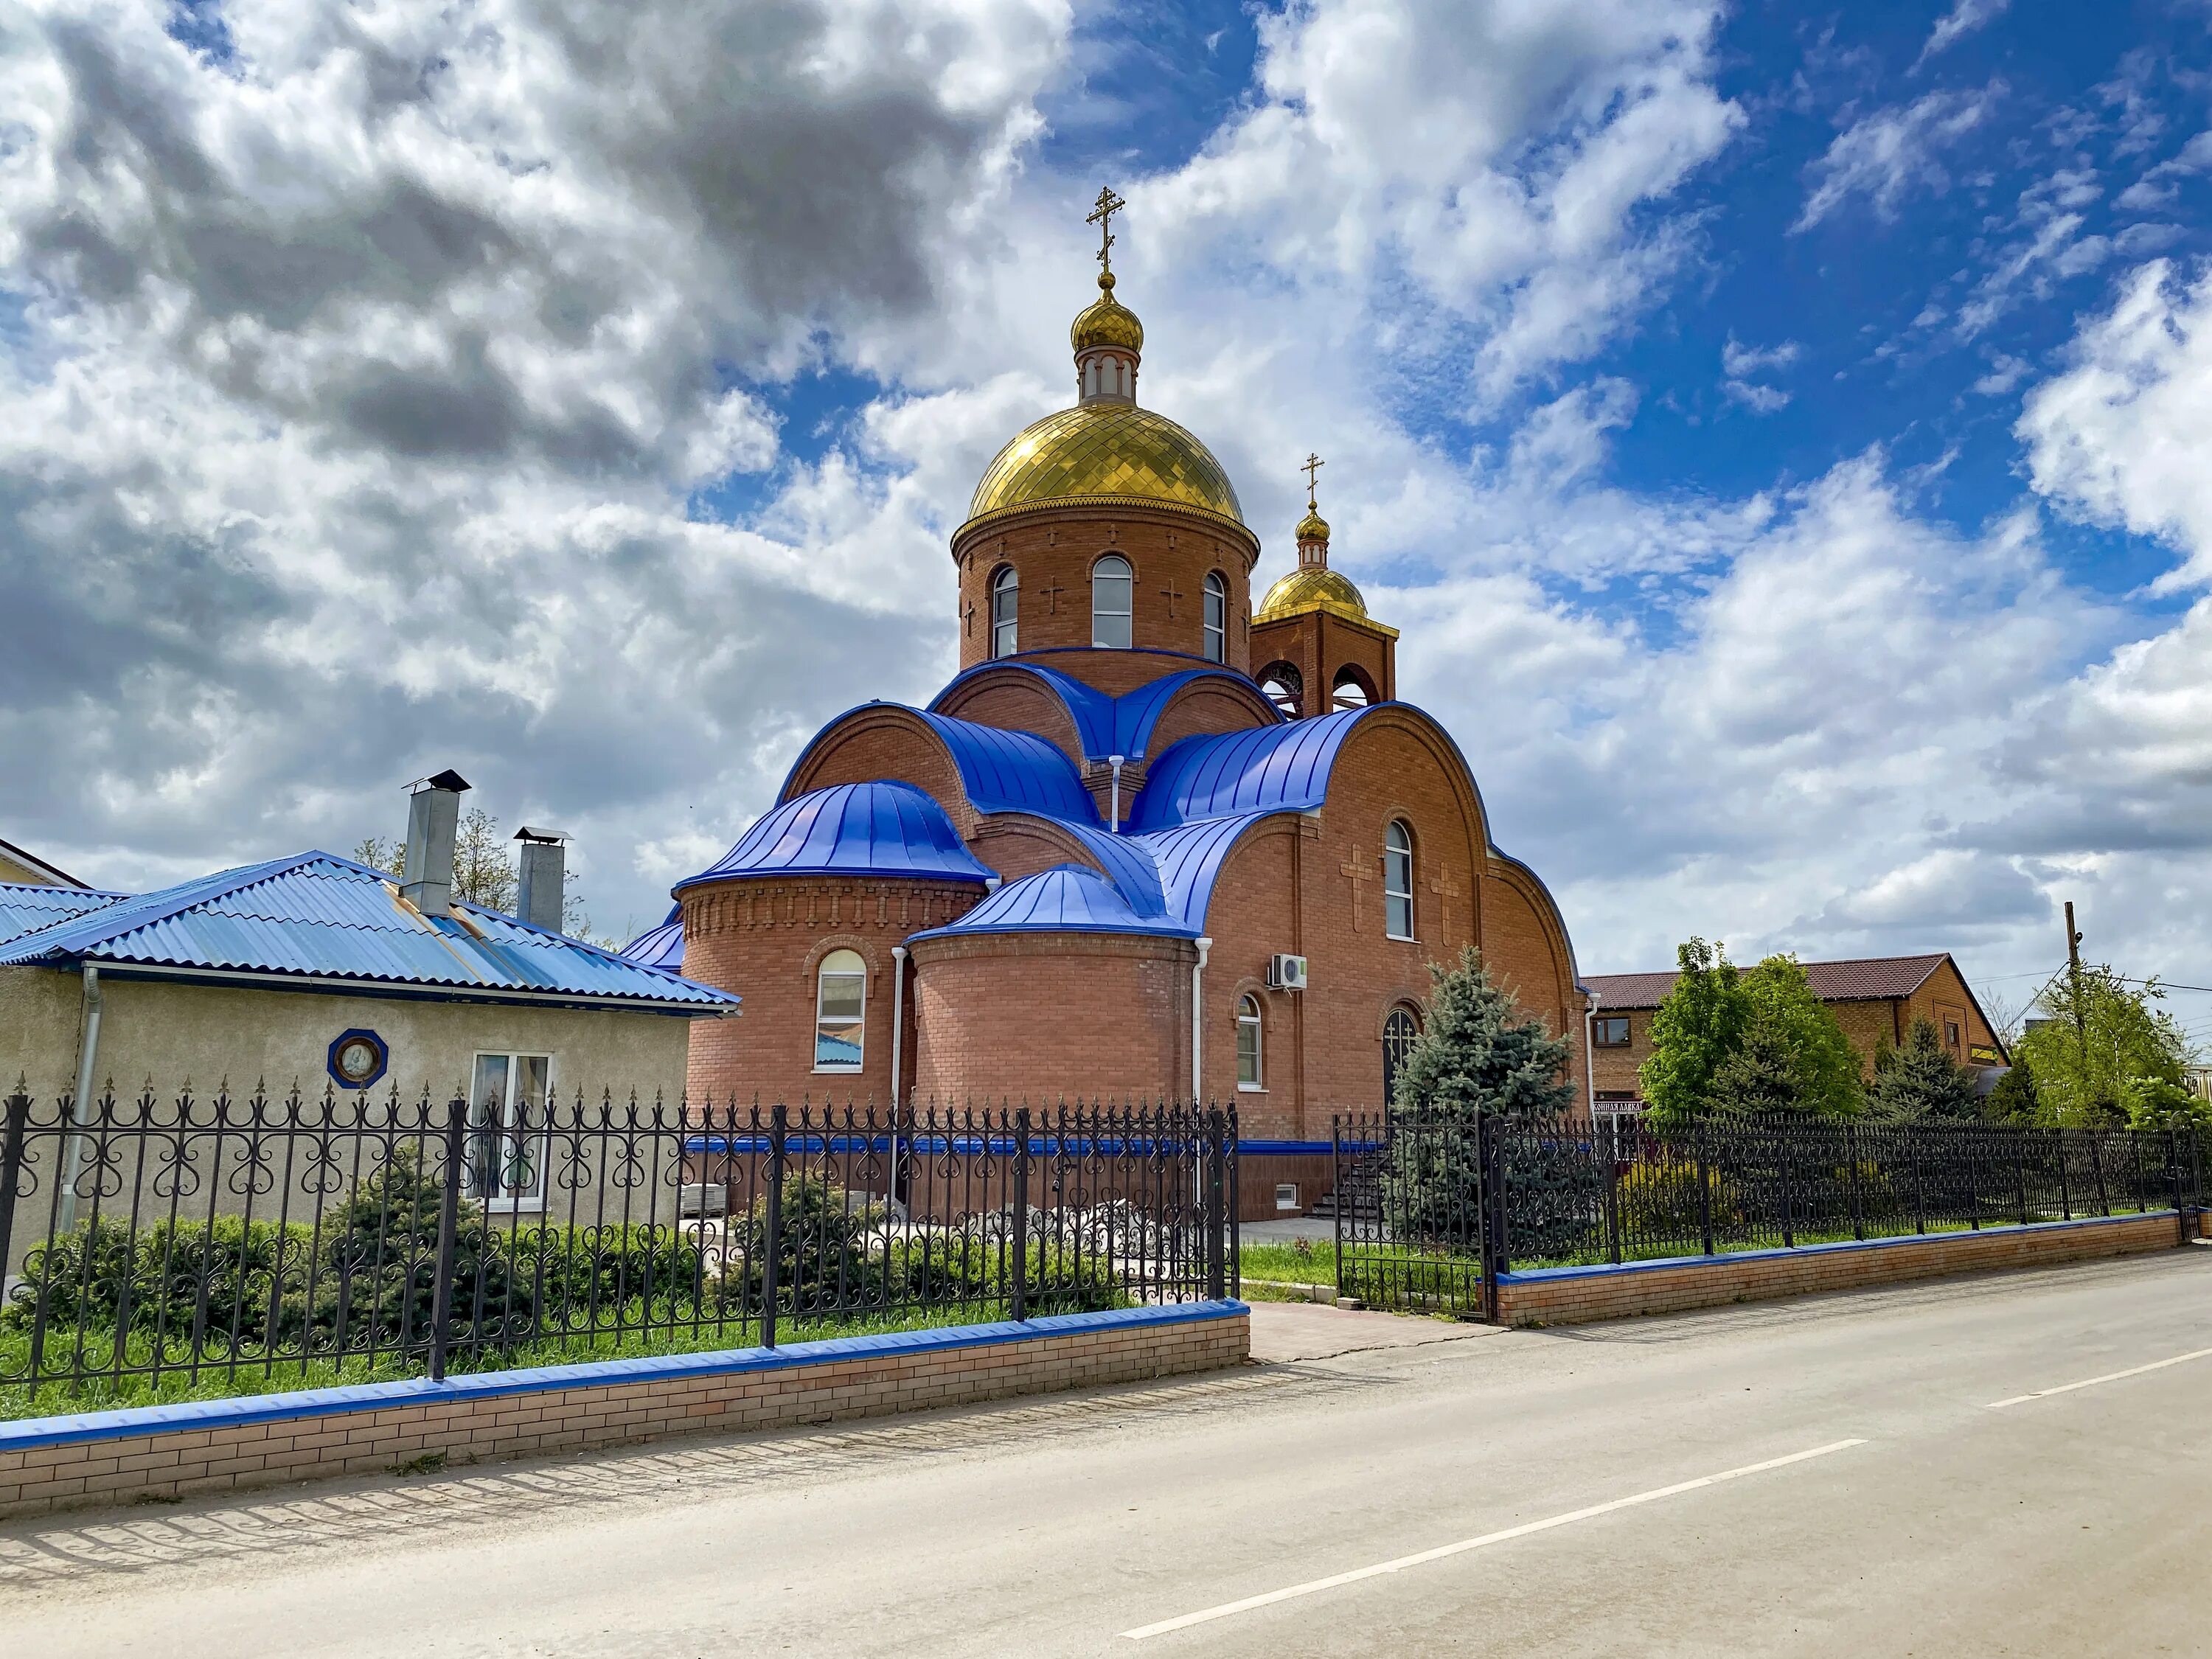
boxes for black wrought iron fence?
[0,1086,1237,1410]
[1333,1110,2205,1318]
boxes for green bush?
[1615,1161,1742,1243]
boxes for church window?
[815,950,866,1072]
[1092,554,1133,648]
[1237,995,1263,1088]
[1331,666,1374,709]
[1382,1007,1419,1107]
[1383,821,1414,940]
[1258,661,1302,717]
[990,566,1018,658]
[1203,571,1227,662]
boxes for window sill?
[1237,1083,1267,1094]
[813,1068,864,1077]
[1385,933,1417,945]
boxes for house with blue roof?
[626,226,1585,1220]
[1,783,735,1163]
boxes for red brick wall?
[1248,606,1397,716]
[950,503,1261,674]
[785,709,981,835]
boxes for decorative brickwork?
[0,1304,1250,1520]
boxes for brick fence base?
[1498,1211,2191,1327]
[0,1301,1249,1521]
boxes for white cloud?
[1795,84,2003,232]
[1721,336,1800,411]
[1913,0,2010,72]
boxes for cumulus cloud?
[1795,84,2002,232]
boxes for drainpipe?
[1191,936,1211,1104]
[1584,987,1601,1127]
[58,964,103,1234]
[888,945,907,1217]
[1107,755,1125,832]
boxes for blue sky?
[11,0,2212,1041]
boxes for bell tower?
[1249,457,1397,717]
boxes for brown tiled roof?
[1586,953,1949,1009]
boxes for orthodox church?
[624,198,1585,1213]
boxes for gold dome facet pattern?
[1295,507,1330,543]
[1255,566,1399,637]
[1071,273,1144,352]
[965,403,1245,526]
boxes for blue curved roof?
[619,905,686,971]
[928,663,1279,763]
[675,782,993,891]
[913,712,1099,822]
[911,865,1199,942]
[1133,813,1279,932]
[1127,706,1373,832]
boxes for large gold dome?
[964,403,1245,529]
[1255,566,1399,636]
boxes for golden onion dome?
[1071,271,1144,353]
[1255,566,1399,636]
[1295,506,1330,543]
[965,402,1244,528]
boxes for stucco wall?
[0,967,698,1106]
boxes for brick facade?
[1248,605,1397,714]
[0,1304,1249,1520]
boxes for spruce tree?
[1389,946,1576,1121]
[1982,1057,2039,1125]
[1866,1018,1980,1122]
[1708,1004,1810,1118]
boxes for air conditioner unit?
[1267,953,1309,992]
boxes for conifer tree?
[1982,1056,2039,1125]
[1866,1018,1980,1122]
[1708,1005,1810,1118]
[1389,946,1575,1121]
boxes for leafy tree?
[1738,954,1864,1118]
[355,812,608,941]
[1982,1056,2039,1125]
[1639,939,1749,1130]
[2121,1074,2212,1133]
[2011,965,2191,1126]
[1865,1018,1981,1122]
[1708,1003,1814,1116]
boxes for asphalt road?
[3,1252,2208,1657]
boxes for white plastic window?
[815,950,866,1071]
[1203,571,1227,662]
[1093,554,1133,648]
[1384,821,1414,940]
[1237,994,1263,1088]
[467,1052,552,1206]
[991,566,1018,658]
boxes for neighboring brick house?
[627,226,1585,1219]
[1582,953,2009,1115]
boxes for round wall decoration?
[327,1029,389,1091]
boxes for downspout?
[58,964,102,1234]
[1191,936,1211,1103]
[1584,987,1601,1126]
[888,945,908,1216]
[1107,756,1125,832]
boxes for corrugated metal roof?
[0,882,130,948]
[1586,954,1950,1009]
[674,782,993,893]
[0,853,735,1009]
[912,864,1200,942]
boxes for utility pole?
[2065,900,2089,1079]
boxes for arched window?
[1236,994,1263,1088]
[1203,571,1228,663]
[1331,666,1374,709]
[1092,554,1133,648]
[990,566,1018,658]
[1382,1007,1420,1107]
[1383,820,1414,940]
[1258,661,1303,717]
[814,950,866,1071]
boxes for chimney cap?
[410,769,472,794]
[514,825,572,844]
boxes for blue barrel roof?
[619,905,686,971]
[675,782,993,892]
[910,864,1199,942]
[928,664,1279,763]
[1127,706,1373,831]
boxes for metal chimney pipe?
[400,769,470,917]
[514,826,571,932]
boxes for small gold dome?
[1255,566,1398,636]
[1295,507,1330,543]
[964,402,1243,528]
[1071,271,1144,354]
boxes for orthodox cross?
[1088,186,1127,273]
[1340,855,1373,932]
[1158,579,1184,618]
[1301,451,1324,507]
[961,598,975,636]
[1039,578,1066,614]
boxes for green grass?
[1238,1239,1336,1290]
[0,1295,1086,1422]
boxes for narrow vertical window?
[1092,554,1133,648]
[1203,571,1227,662]
[815,950,866,1071]
[467,1051,551,1205]
[990,566,1018,658]
[1383,820,1414,940]
[1382,1009,1419,1107]
[1237,994,1263,1088]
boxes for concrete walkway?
[3,1253,2208,1655]
[1247,1299,1500,1363]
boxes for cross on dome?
[1087,186,1126,274]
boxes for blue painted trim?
[1496,1211,2177,1284]
[0,1301,1248,1453]
[1239,1140,1345,1155]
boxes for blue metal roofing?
[927,664,1279,763]
[1133,813,1279,933]
[0,883,128,949]
[911,865,1199,942]
[674,782,992,894]
[619,905,686,972]
[914,713,1099,822]
[1127,706,1372,831]
[0,853,736,1009]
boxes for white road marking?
[1986,1346,2212,1409]
[1118,1438,1869,1641]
